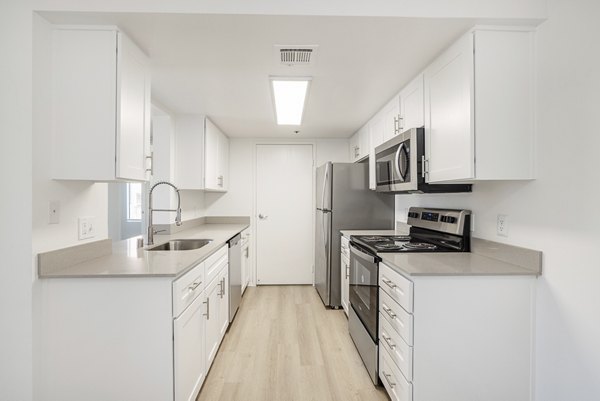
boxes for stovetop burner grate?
[402,242,437,250]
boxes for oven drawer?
[379,345,413,401]
[379,288,413,346]
[379,312,413,382]
[379,263,413,313]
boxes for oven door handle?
[350,243,376,264]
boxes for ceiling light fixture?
[270,77,311,125]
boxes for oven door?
[349,242,379,342]
[375,128,419,192]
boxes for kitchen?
[2,1,600,401]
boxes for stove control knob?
[441,216,457,224]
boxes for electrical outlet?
[78,216,96,240]
[49,201,60,224]
[497,214,508,237]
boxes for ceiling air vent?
[274,45,319,66]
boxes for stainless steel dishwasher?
[228,233,242,322]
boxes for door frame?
[252,140,316,286]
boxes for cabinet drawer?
[205,245,228,285]
[341,236,350,258]
[379,312,413,381]
[379,263,413,313]
[379,345,412,401]
[173,262,205,318]
[379,288,413,346]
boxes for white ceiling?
[41,12,477,138]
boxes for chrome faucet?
[147,181,182,246]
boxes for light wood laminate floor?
[197,285,388,401]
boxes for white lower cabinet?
[218,267,230,339]
[379,345,412,401]
[174,293,206,401]
[204,274,222,370]
[203,254,229,372]
[241,230,251,294]
[40,244,232,401]
[378,262,536,401]
[340,236,350,316]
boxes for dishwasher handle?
[228,233,242,248]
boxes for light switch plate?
[78,216,96,240]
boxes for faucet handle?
[153,229,167,235]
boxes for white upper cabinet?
[424,27,535,182]
[380,95,400,144]
[399,73,424,132]
[350,124,369,162]
[52,26,150,181]
[174,116,229,191]
[174,115,205,189]
[204,118,229,192]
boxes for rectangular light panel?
[270,78,310,125]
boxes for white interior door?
[256,144,314,285]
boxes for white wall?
[394,0,600,398]
[0,2,33,400]
[31,14,108,255]
[204,138,350,217]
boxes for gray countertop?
[380,252,539,277]
[340,229,541,277]
[39,223,249,279]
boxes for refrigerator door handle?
[321,163,330,210]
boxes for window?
[127,183,143,221]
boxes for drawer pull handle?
[383,371,396,388]
[382,334,396,349]
[382,278,397,289]
[382,304,397,319]
[188,281,202,291]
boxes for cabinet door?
[241,243,249,295]
[174,293,206,401]
[399,74,424,131]
[218,269,229,340]
[424,32,474,182]
[359,125,370,160]
[174,115,205,189]
[341,255,349,316]
[381,96,401,143]
[204,118,220,190]
[52,28,118,181]
[349,132,360,162]
[116,33,150,181]
[218,133,229,191]
[204,277,221,368]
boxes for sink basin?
[148,239,212,251]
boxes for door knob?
[258,214,268,220]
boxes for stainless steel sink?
[148,239,212,251]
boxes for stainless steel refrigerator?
[315,162,394,308]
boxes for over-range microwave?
[374,127,472,194]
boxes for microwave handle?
[350,243,376,264]
[394,143,408,181]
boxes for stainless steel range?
[348,207,471,384]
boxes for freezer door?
[316,162,332,211]
[314,209,332,305]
